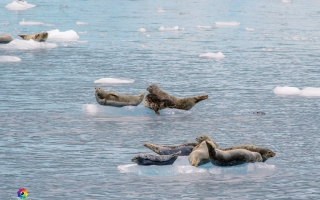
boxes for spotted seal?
[221,145,275,162]
[94,86,145,107]
[18,32,48,42]
[144,93,175,115]
[143,142,198,156]
[146,84,208,110]
[206,141,263,166]
[131,151,181,165]
[0,34,13,44]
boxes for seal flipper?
[195,94,209,103]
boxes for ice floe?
[138,28,146,32]
[0,56,21,62]
[19,19,54,26]
[199,52,225,59]
[94,78,135,84]
[82,104,190,117]
[5,0,36,10]
[47,29,79,41]
[118,156,276,177]
[76,22,88,25]
[274,86,320,97]
[215,21,240,26]
[282,0,292,3]
[0,39,57,50]
[159,26,180,31]
[245,28,255,31]
[197,25,214,30]
[157,8,165,13]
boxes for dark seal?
[144,142,198,156]
[131,151,181,165]
[144,93,175,115]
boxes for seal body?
[0,34,13,44]
[222,145,275,162]
[144,93,175,115]
[94,86,145,107]
[196,134,219,148]
[18,32,48,42]
[206,141,263,166]
[146,84,208,110]
[144,142,198,156]
[131,151,181,165]
[188,140,218,166]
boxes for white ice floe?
[138,28,146,32]
[94,78,135,84]
[47,29,79,41]
[19,19,54,26]
[282,0,292,3]
[118,156,276,177]
[76,22,88,25]
[197,25,214,30]
[273,86,320,97]
[0,39,57,50]
[157,8,165,13]
[159,26,180,31]
[0,56,21,62]
[5,0,36,10]
[215,21,240,26]
[245,28,255,31]
[199,52,225,59]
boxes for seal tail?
[18,35,27,40]
[205,141,216,159]
[195,94,208,103]
[143,142,161,154]
[172,151,181,157]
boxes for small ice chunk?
[199,52,225,59]
[5,0,36,11]
[157,8,165,13]
[282,0,291,3]
[76,22,88,25]
[0,39,57,50]
[94,78,135,84]
[273,86,301,95]
[138,28,146,32]
[245,28,255,31]
[197,25,214,30]
[19,19,54,26]
[262,48,273,52]
[0,56,21,62]
[208,163,276,175]
[47,29,79,41]
[215,21,240,26]
[159,26,180,31]
[300,87,320,97]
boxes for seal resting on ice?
[143,142,198,156]
[131,151,181,165]
[144,93,175,115]
[18,32,48,42]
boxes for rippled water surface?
[1,0,320,199]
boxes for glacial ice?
[76,22,88,25]
[5,0,36,11]
[19,19,54,26]
[138,28,146,32]
[159,26,180,31]
[157,8,165,13]
[215,21,240,26]
[0,39,57,50]
[47,29,79,41]
[273,86,320,97]
[94,78,135,84]
[245,28,255,31]
[197,25,214,30]
[199,52,225,59]
[0,56,21,62]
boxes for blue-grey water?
[1,0,320,199]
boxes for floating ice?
[197,25,214,30]
[82,104,190,117]
[0,56,21,62]
[47,29,79,41]
[262,48,273,52]
[94,78,135,84]
[199,52,225,59]
[138,28,146,32]
[19,19,54,26]
[159,26,180,31]
[215,21,240,26]
[245,28,255,31]
[118,156,276,177]
[282,0,291,3]
[273,86,320,97]
[299,87,320,97]
[0,39,57,50]
[5,0,36,10]
[157,8,165,13]
[76,22,88,25]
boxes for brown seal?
[0,34,14,44]
[18,32,48,42]
[206,141,263,166]
[94,86,145,107]
[144,93,175,115]
[143,142,198,156]
[146,84,208,110]
[221,145,275,162]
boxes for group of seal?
[94,84,209,115]
[0,32,48,44]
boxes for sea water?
[1,0,320,199]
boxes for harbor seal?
[222,145,275,162]
[144,93,175,115]
[0,34,13,44]
[94,86,145,107]
[196,134,219,147]
[188,140,218,166]
[206,141,263,166]
[18,32,48,42]
[143,142,198,156]
[131,151,181,165]
[146,84,208,110]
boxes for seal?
[131,151,181,165]
[146,84,208,110]
[143,142,198,156]
[253,111,266,115]
[206,141,263,166]
[144,93,175,115]
[221,145,275,162]
[195,134,219,147]
[0,34,14,44]
[18,32,48,42]
[188,140,218,166]
[94,86,145,107]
